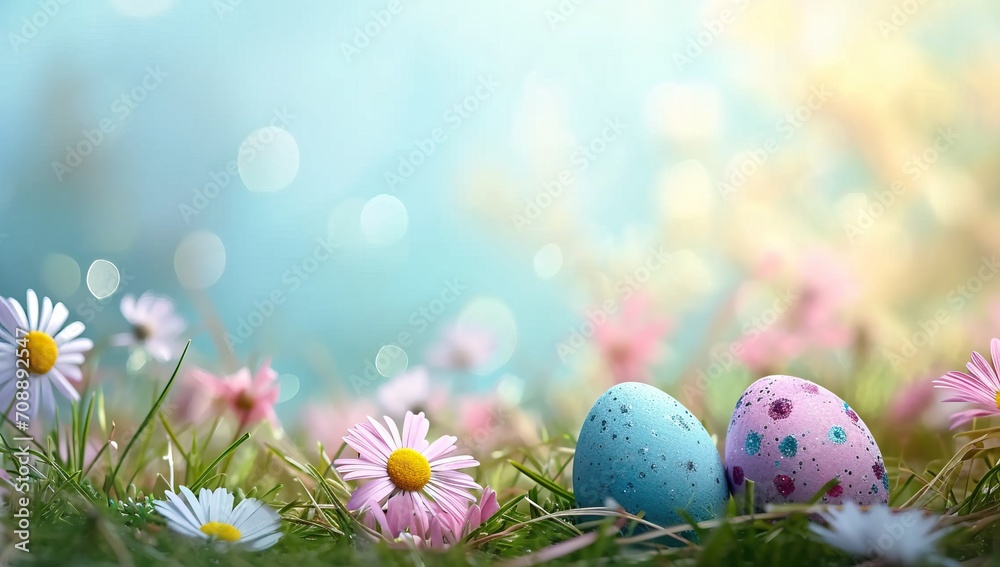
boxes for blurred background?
[2,1,1000,449]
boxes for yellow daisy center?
[386,448,431,492]
[994,390,1000,410]
[19,331,58,375]
[200,521,242,542]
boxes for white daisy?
[0,290,93,416]
[810,501,957,566]
[153,486,282,551]
[110,292,185,362]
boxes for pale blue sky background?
[1,1,988,418]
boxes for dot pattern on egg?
[574,382,729,531]
[724,375,889,509]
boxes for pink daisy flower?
[933,337,1000,429]
[334,411,480,525]
[592,294,671,384]
[110,292,186,362]
[363,486,499,548]
[193,359,280,430]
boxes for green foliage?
[1,351,999,565]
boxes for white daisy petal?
[199,488,215,523]
[38,297,53,337]
[243,531,282,551]
[47,368,80,402]
[0,298,19,336]
[178,486,207,526]
[155,502,202,535]
[54,322,85,343]
[58,338,93,354]
[26,290,38,330]
[228,499,265,531]
[136,293,154,317]
[45,302,69,336]
[57,352,86,365]
[164,490,202,530]
[120,294,137,322]
[7,298,28,329]
[109,333,134,348]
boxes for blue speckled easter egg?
[573,382,729,528]
[725,375,888,510]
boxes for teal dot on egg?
[778,436,797,457]
[745,431,762,455]
[828,426,847,445]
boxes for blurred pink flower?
[302,399,377,456]
[459,395,503,442]
[375,366,446,419]
[169,368,214,425]
[110,292,186,362]
[736,249,856,372]
[193,359,281,430]
[592,294,671,384]
[888,379,937,425]
[933,337,1000,429]
[426,324,495,373]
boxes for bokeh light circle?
[661,159,715,218]
[86,260,121,299]
[533,244,563,280]
[238,127,300,192]
[360,194,409,247]
[42,254,81,297]
[277,374,300,403]
[174,231,226,289]
[497,373,525,405]
[375,345,408,378]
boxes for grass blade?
[509,460,574,503]
[107,340,189,497]
[190,432,250,491]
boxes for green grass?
[2,347,1000,565]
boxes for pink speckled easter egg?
[725,375,888,509]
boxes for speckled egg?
[574,382,729,528]
[725,375,888,509]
